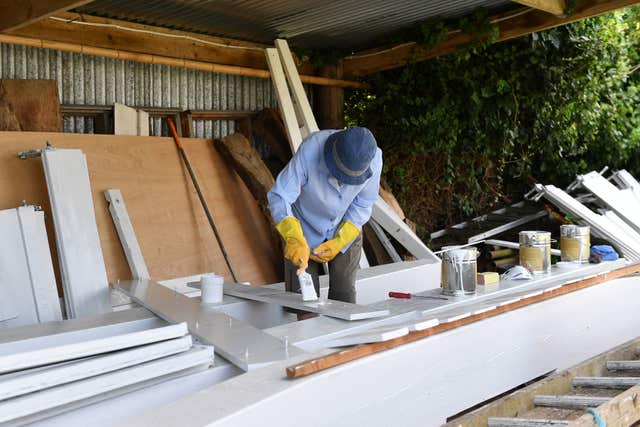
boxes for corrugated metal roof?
[75,0,513,49]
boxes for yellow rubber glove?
[275,216,309,273]
[311,221,360,263]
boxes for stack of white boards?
[0,321,213,425]
[0,205,62,328]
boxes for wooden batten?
[344,0,640,76]
[0,1,94,32]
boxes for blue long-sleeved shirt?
[267,130,382,252]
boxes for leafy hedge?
[346,8,640,238]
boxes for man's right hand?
[275,217,310,272]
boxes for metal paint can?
[519,231,551,274]
[441,247,478,296]
[560,225,590,263]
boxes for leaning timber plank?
[0,207,40,327]
[16,206,62,323]
[534,395,610,409]
[104,189,150,280]
[568,384,640,426]
[0,345,213,425]
[265,48,302,152]
[606,360,640,370]
[0,322,187,374]
[285,263,640,378]
[488,418,569,426]
[573,377,640,389]
[370,219,402,263]
[42,148,111,318]
[274,39,319,138]
[117,279,304,371]
[223,282,389,320]
[0,335,192,400]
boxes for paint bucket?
[560,225,590,263]
[519,231,551,274]
[201,273,224,304]
[441,246,478,296]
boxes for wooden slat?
[0,1,94,32]
[286,263,640,378]
[343,0,640,76]
[488,417,569,426]
[0,79,62,132]
[606,360,640,370]
[568,384,640,426]
[534,395,610,409]
[0,132,280,285]
[573,376,640,389]
[512,0,566,15]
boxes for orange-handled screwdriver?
[388,292,447,300]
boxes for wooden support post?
[180,111,193,138]
[315,63,345,130]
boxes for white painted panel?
[42,148,111,318]
[17,206,62,323]
[117,279,305,371]
[325,326,408,347]
[0,208,39,327]
[0,322,188,374]
[104,189,150,280]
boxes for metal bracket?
[17,142,55,160]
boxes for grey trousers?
[284,234,363,303]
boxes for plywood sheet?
[0,80,62,132]
[0,132,279,285]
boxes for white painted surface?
[0,345,214,425]
[324,325,408,347]
[42,148,111,318]
[117,279,305,371]
[580,171,640,233]
[17,206,62,323]
[0,335,193,400]
[114,103,148,136]
[0,322,187,373]
[223,282,389,320]
[0,208,40,327]
[121,276,640,427]
[104,189,150,280]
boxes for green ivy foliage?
[346,8,640,237]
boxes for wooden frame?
[0,1,94,32]
[343,0,640,76]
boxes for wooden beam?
[569,384,640,426]
[512,0,566,16]
[343,0,640,76]
[0,32,367,88]
[0,1,94,32]
[285,263,640,378]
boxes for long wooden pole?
[286,263,640,379]
[0,34,368,89]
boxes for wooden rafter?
[0,1,95,32]
[512,0,567,16]
[343,0,640,76]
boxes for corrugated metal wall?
[0,42,298,138]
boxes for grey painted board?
[573,376,640,389]
[0,323,188,374]
[0,345,214,425]
[606,360,640,370]
[117,279,305,371]
[0,208,39,328]
[488,418,569,426]
[104,189,150,280]
[223,282,390,320]
[0,335,193,400]
[534,395,610,409]
[17,206,62,323]
[42,148,111,318]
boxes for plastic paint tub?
[519,231,551,274]
[441,246,478,296]
[560,225,590,263]
[200,273,224,304]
